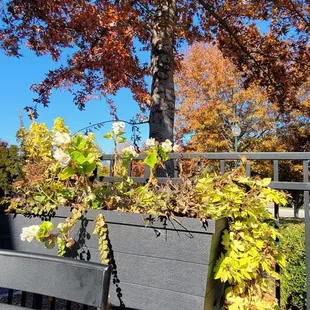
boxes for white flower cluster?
[121,145,138,158]
[53,148,71,167]
[20,225,40,242]
[146,138,179,153]
[161,139,173,152]
[112,122,125,135]
[161,140,179,153]
[145,138,157,148]
[53,132,71,146]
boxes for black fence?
[102,152,310,308]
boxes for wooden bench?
[0,250,111,309]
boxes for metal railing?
[102,152,310,307]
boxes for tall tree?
[1,0,309,144]
[175,42,310,153]
[175,42,310,216]
[175,43,282,153]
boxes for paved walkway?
[266,207,305,218]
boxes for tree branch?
[287,0,310,30]
[75,119,149,135]
[198,0,275,86]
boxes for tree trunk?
[149,0,176,177]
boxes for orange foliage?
[175,43,310,179]
[175,43,282,152]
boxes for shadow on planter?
[0,207,14,250]
[0,207,227,310]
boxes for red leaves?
[0,0,309,120]
[1,0,149,116]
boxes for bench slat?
[7,289,13,304]
[0,250,111,309]
[21,291,27,307]
[32,294,42,310]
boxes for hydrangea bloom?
[121,145,138,158]
[112,122,125,135]
[146,138,156,148]
[53,132,71,145]
[53,148,71,167]
[20,225,40,242]
[161,139,173,152]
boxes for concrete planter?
[0,208,226,310]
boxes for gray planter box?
[0,208,226,310]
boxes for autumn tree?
[0,0,309,146]
[175,42,283,153]
[175,42,310,153]
[176,42,310,215]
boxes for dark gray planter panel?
[0,212,225,265]
[0,210,226,310]
[112,252,208,297]
[54,208,226,234]
[100,224,217,265]
[109,282,205,310]
[0,235,58,256]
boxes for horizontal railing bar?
[101,152,310,161]
[102,177,310,191]
[270,182,310,191]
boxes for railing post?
[220,160,225,175]
[273,160,280,305]
[246,163,251,177]
[303,160,310,309]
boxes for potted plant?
[0,118,287,310]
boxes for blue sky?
[0,19,271,152]
[0,48,150,152]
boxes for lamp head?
[231,123,241,137]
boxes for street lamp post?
[231,123,241,168]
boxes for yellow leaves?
[227,296,247,310]
[93,214,110,264]
[196,170,288,309]
[232,239,245,252]
[257,178,272,187]
[52,117,70,134]
[222,230,231,249]
[276,253,287,269]
[21,122,53,162]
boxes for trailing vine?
[93,214,110,264]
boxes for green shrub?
[280,220,306,309]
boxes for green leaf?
[117,136,126,143]
[144,151,157,168]
[92,199,100,209]
[83,161,96,174]
[103,131,113,139]
[84,153,96,164]
[158,146,169,161]
[59,167,75,180]
[70,151,86,164]
[44,236,56,249]
[37,221,54,239]
[60,189,74,199]
[73,136,87,150]
[34,195,46,203]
